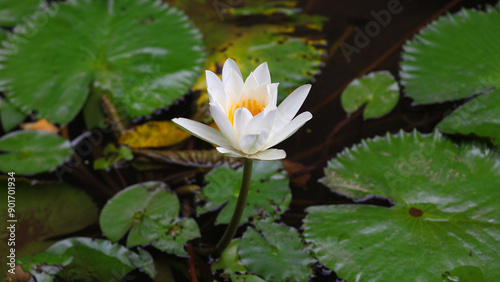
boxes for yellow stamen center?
[227,99,264,125]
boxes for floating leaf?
[196,161,291,224]
[119,121,190,148]
[0,0,42,26]
[341,71,399,119]
[100,181,200,256]
[132,149,242,168]
[0,177,98,275]
[239,222,316,281]
[304,131,500,281]
[0,96,25,131]
[0,0,205,125]
[0,130,71,174]
[212,239,266,282]
[19,237,156,281]
[400,7,500,142]
[94,143,133,170]
[437,89,500,145]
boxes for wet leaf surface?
[341,71,399,119]
[239,222,316,281]
[0,130,71,174]
[401,7,500,143]
[0,0,42,26]
[99,181,200,256]
[19,237,156,281]
[305,131,500,281]
[437,89,500,145]
[0,0,205,124]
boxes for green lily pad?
[0,0,42,26]
[239,222,316,281]
[0,177,98,275]
[401,7,500,104]
[94,143,133,170]
[437,89,500,145]
[212,239,266,282]
[0,130,71,174]
[0,96,25,131]
[100,181,200,256]
[304,131,500,281]
[400,7,500,143]
[196,161,291,225]
[0,0,205,125]
[341,71,399,119]
[19,237,156,281]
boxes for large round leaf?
[239,222,316,281]
[305,131,500,281]
[19,237,156,281]
[341,71,399,119]
[196,161,291,225]
[0,0,42,26]
[400,7,500,143]
[401,7,500,104]
[100,181,200,256]
[0,130,71,174]
[0,0,205,124]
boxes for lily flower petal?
[172,118,231,148]
[225,69,245,100]
[216,147,245,158]
[206,70,226,108]
[253,62,271,85]
[263,111,312,150]
[222,59,243,84]
[173,58,312,161]
[210,103,239,150]
[251,148,286,160]
[275,84,312,130]
[239,130,268,155]
[233,107,253,138]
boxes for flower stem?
[213,158,253,257]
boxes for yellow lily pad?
[119,121,190,148]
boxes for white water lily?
[172,59,312,160]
